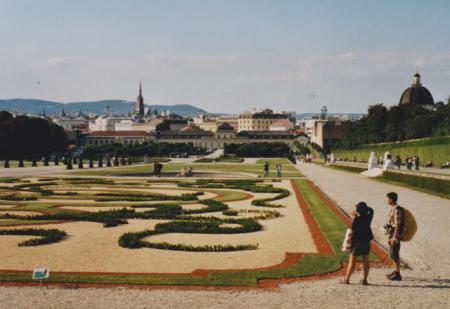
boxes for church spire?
[135,80,144,116]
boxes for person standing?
[406,157,412,170]
[414,156,420,170]
[395,155,401,170]
[342,202,374,285]
[276,164,282,177]
[385,192,404,281]
[263,161,269,177]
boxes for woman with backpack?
[342,202,374,285]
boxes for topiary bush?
[0,228,67,246]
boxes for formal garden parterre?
[0,166,388,289]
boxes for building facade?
[238,109,291,132]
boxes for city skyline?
[1,0,450,113]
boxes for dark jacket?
[351,207,374,243]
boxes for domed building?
[399,72,435,109]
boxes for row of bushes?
[179,179,290,208]
[118,218,261,251]
[129,204,183,218]
[222,209,281,219]
[182,199,228,215]
[224,142,292,157]
[0,177,19,183]
[382,171,450,197]
[94,191,201,202]
[0,228,67,246]
[0,194,38,201]
[65,178,114,185]
[25,209,131,227]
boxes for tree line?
[0,111,67,167]
[79,142,206,169]
[224,142,292,157]
[339,101,450,149]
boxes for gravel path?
[0,268,448,308]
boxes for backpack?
[401,207,417,242]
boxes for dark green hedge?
[0,194,38,201]
[179,179,290,208]
[0,228,67,246]
[183,199,228,214]
[27,205,186,227]
[118,219,261,251]
[383,171,450,197]
[94,192,201,202]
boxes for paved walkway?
[296,162,450,277]
[0,165,68,178]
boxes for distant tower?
[412,69,422,86]
[135,81,145,116]
[320,106,328,119]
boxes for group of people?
[263,161,283,177]
[178,166,193,177]
[342,192,405,285]
[368,152,424,172]
[298,153,313,163]
[404,156,420,170]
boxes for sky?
[1,0,450,113]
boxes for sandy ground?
[0,181,317,273]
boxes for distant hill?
[0,99,209,118]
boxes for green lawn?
[71,163,303,178]
[0,179,381,287]
[255,158,291,165]
[333,136,450,166]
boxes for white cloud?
[36,57,79,68]
[1,50,449,113]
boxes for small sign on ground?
[32,268,50,280]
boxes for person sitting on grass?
[342,202,374,285]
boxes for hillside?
[0,99,209,117]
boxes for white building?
[89,116,131,131]
[114,120,133,131]
[269,119,294,131]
